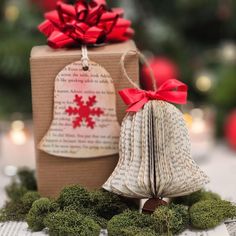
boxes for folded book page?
[103,100,209,198]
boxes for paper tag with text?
[39,61,120,158]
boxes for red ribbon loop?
[38,0,134,48]
[119,79,188,112]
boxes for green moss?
[44,210,101,236]
[152,204,189,235]
[57,185,130,222]
[4,168,37,203]
[0,191,41,222]
[5,182,27,202]
[0,201,27,222]
[21,191,41,210]
[90,190,128,219]
[189,199,236,229]
[107,210,156,236]
[57,185,91,209]
[17,168,37,190]
[172,190,221,206]
[121,226,158,236]
[26,198,60,231]
[64,205,108,228]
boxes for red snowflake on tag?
[65,95,104,129]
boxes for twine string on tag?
[120,49,157,91]
[81,45,89,71]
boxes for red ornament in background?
[225,110,236,150]
[141,57,179,90]
[31,0,64,11]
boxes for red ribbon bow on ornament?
[38,0,134,48]
[119,79,188,112]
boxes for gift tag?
[39,60,120,158]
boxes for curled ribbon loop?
[119,79,188,112]
[38,0,134,48]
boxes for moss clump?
[0,201,27,221]
[17,168,37,191]
[26,198,60,231]
[173,190,221,206]
[107,210,156,236]
[5,182,27,202]
[189,199,236,229]
[90,190,128,219]
[44,210,101,236]
[0,191,40,222]
[152,204,189,235]
[121,226,157,236]
[21,191,41,211]
[57,185,130,222]
[4,168,37,203]
[57,185,91,209]
[65,206,108,228]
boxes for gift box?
[30,40,139,197]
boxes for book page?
[39,61,120,158]
[110,115,134,196]
[125,111,151,198]
[138,103,152,194]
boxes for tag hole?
[83,66,89,71]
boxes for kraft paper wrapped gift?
[30,40,139,197]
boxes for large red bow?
[38,0,134,48]
[119,79,188,112]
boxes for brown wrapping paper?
[30,40,139,197]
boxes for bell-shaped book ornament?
[39,53,120,158]
[103,50,209,198]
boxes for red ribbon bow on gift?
[38,0,134,48]
[119,79,188,112]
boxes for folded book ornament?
[103,50,209,198]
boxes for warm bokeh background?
[0,0,236,202]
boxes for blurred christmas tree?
[118,0,236,136]
[0,0,236,137]
[0,0,44,117]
